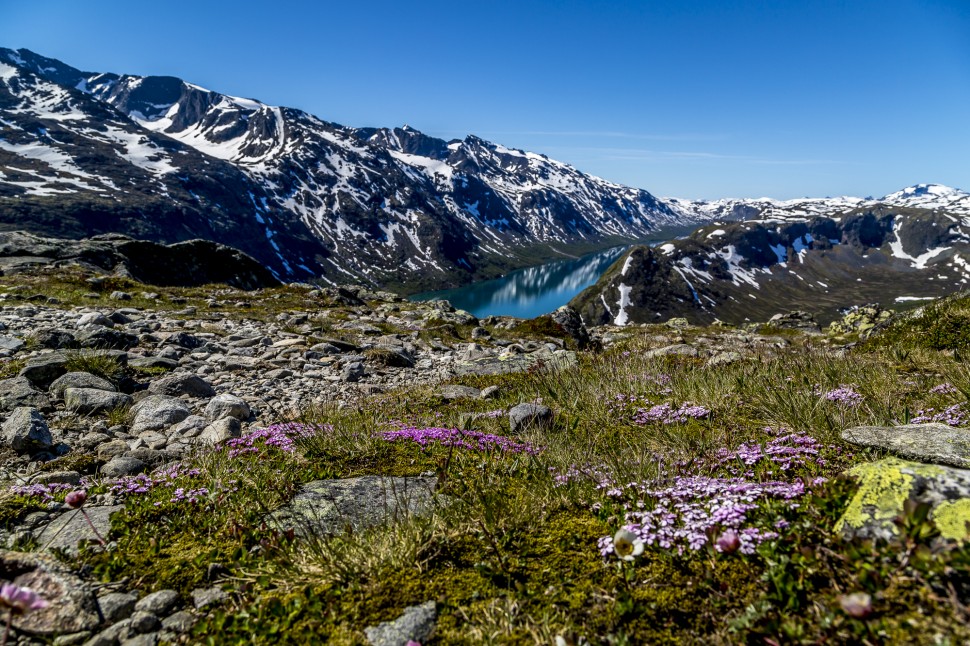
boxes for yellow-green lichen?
[835,457,944,535]
[932,498,970,541]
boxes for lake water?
[411,246,628,319]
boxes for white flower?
[612,528,644,561]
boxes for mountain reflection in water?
[411,246,627,319]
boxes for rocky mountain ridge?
[0,47,700,292]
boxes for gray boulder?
[842,423,970,469]
[64,388,132,415]
[75,327,139,350]
[509,403,554,434]
[767,311,821,333]
[204,393,251,422]
[0,376,50,411]
[50,371,116,400]
[2,406,52,452]
[97,591,138,624]
[148,373,216,398]
[130,395,191,432]
[267,476,439,537]
[364,601,437,646]
[439,385,482,401]
[0,335,24,352]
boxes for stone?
[204,393,251,422]
[439,385,482,401]
[0,550,101,635]
[75,327,139,350]
[842,423,970,469]
[19,354,68,387]
[87,619,132,645]
[172,415,207,436]
[509,403,554,434]
[30,470,82,486]
[148,373,216,398]
[480,385,500,399]
[340,361,366,382]
[643,344,699,359]
[2,406,52,452]
[767,311,821,333]
[130,395,191,432]
[31,329,78,350]
[706,351,743,367]
[120,633,159,646]
[198,417,241,445]
[65,388,132,415]
[129,610,162,633]
[97,592,138,623]
[98,440,131,459]
[364,600,437,646]
[0,376,50,411]
[101,456,147,478]
[665,317,691,329]
[192,586,228,610]
[77,313,113,328]
[134,589,179,616]
[267,476,439,537]
[161,610,195,634]
[50,372,117,400]
[836,457,970,542]
[53,631,92,645]
[128,356,178,371]
[550,305,591,349]
[0,334,24,352]
[37,505,123,556]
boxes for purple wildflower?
[382,425,540,455]
[0,583,48,613]
[929,382,958,395]
[823,385,863,407]
[911,403,967,426]
[633,402,710,425]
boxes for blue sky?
[1,0,967,199]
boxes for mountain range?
[572,183,970,325]
[0,47,698,292]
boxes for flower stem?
[2,607,11,646]
[81,509,106,545]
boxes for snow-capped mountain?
[0,47,699,290]
[572,186,970,326]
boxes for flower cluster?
[170,487,209,504]
[929,382,959,396]
[599,475,806,556]
[718,431,824,474]
[10,482,74,501]
[632,402,710,425]
[823,385,863,407]
[381,425,540,455]
[224,422,326,458]
[911,403,967,426]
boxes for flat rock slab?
[842,423,970,469]
[0,549,101,635]
[836,457,970,542]
[452,348,576,377]
[37,505,123,556]
[267,476,438,537]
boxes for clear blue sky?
[2,0,967,199]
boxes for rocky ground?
[0,266,966,644]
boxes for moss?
[38,452,101,475]
[932,498,970,541]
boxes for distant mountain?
[572,185,970,326]
[0,47,702,291]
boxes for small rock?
[2,406,53,453]
[109,291,132,301]
[480,385,500,399]
[439,385,481,401]
[37,505,123,555]
[550,305,591,349]
[161,610,195,634]
[148,373,216,398]
[0,375,50,411]
[198,417,241,445]
[204,393,251,422]
[101,456,147,478]
[50,372,117,400]
[97,592,138,623]
[364,600,437,646]
[65,388,132,415]
[134,590,179,616]
[30,470,81,486]
[130,395,191,432]
[508,403,554,434]
[643,344,699,359]
[128,610,161,634]
[0,335,25,352]
[19,354,69,387]
[98,440,131,459]
[191,586,228,610]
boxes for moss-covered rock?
[836,457,970,542]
